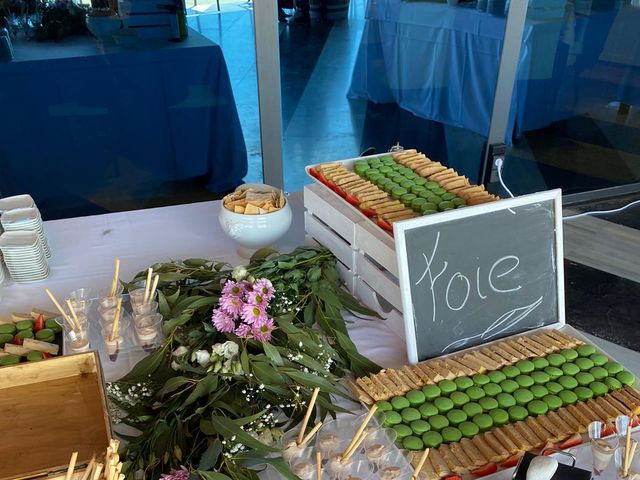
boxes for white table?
[1,196,639,479]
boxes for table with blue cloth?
[348,0,640,144]
[0,29,247,204]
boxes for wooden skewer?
[142,267,153,305]
[626,423,634,476]
[316,451,322,480]
[109,297,122,343]
[64,452,78,480]
[411,449,430,480]
[45,288,76,332]
[146,274,159,306]
[109,258,120,297]
[341,404,378,458]
[300,421,323,447]
[297,387,320,444]
[341,429,368,463]
[91,463,103,480]
[79,455,96,480]
[626,441,638,477]
[65,299,82,332]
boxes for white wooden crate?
[353,276,405,341]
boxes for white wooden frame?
[394,189,565,364]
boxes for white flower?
[256,428,274,446]
[193,350,211,367]
[172,346,189,357]
[212,340,239,360]
[170,360,180,370]
[232,265,249,281]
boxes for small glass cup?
[617,416,631,439]
[66,287,98,316]
[101,326,124,361]
[378,449,413,480]
[317,417,358,462]
[133,313,163,351]
[129,287,157,309]
[289,447,318,479]
[590,421,619,475]
[281,424,317,464]
[338,458,374,480]
[364,427,396,468]
[615,444,640,480]
[132,300,158,317]
[61,325,91,353]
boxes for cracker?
[439,444,468,474]
[488,429,518,455]
[515,421,544,448]
[449,441,476,470]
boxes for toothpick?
[146,274,159,306]
[316,451,321,480]
[109,297,122,342]
[300,421,323,446]
[411,449,430,480]
[79,455,96,480]
[297,387,320,444]
[142,267,153,305]
[91,463,103,480]
[341,429,367,463]
[341,404,378,458]
[109,258,120,297]
[65,299,82,331]
[64,452,78,480]
[45,288,76,332]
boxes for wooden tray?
[0,352,112,480]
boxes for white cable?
[495,158,515,198]
[563,198,640,220]
[495,157,640,221]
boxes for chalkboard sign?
[394,190,564,363]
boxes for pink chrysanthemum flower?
[222,280,245,297]
[161,466,189,480]
[220,293,243,315]
[253,278,275,301]
[241,303,268,325]
[235,322,252,338]
[246,290,268,309]
[252,317,275,342]
[212,309,236,333]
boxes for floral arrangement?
[109,246,380,480]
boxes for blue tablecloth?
[0,30,247,200]
[348,0,640,143]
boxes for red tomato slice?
[345,194,360,206]
[333,186,346,198]
[34,314,45,332]
[308,167,320,179]
[472,463,498,477]
[12,335,21,345]
[42,352,51,359]
[541,442,557,455]
[559,434,583,450]
[361,208,376,217]
[376,219,393,233]
[631,416,640,428]
[500,453,523,468]
[445,476,463,480]
[603,424,616,437]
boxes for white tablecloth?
[0,197,638,479]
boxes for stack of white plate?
[1,207,51,258]
[0,194,35,213]
[0,231,50,282]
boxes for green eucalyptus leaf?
[163,312,192,335]
[240,348,250,375]
[182,373,218,408]
[118,347,166,383]
[234,408,267,427]
[252,361,287,386]
[281,369,341,394]
[236,455,298,480]
[165,287,181,305]
[198,439,223,470]
[199,419,216,435]
[210,415,278,452]
[250,248,278,263]
[159,272,191,283]
[262,342,283,366]
[157,376,192,397]
[157,290,171,317]
[197,471,232,480]
[183,258,211,267]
